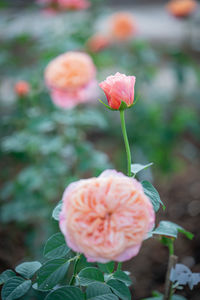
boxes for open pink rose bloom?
[99,72,136,110]
[45,51,97,108]
[59,170,155,262]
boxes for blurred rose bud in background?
[87,33,110,53]
[14,80,30,97]
[166,0,197,18]
[37,0,90,11]
[58,0,90,10]
[108,12,137,41]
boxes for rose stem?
[69,254,80,286]
[164,240,177,300]
[120,110,132,177]
[117,110,132,271]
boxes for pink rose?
[99,72,136,110]
[50,80,98,109]
[45,51,97,109]
[59,170,155,262]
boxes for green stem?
[168,240,174,256]
[117,262,122,271]
[168,241,174,300]
[169,287,173,300]
[69,254,80,286]
[164,240,176,300]
[120,110,132,177]
[117,110,132,271]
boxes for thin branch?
[164,254,178,300]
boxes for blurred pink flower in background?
[50,80,98,108]
[59,169,155,263]
[42,7,58,15]
[45,51,97,108]
[58,0,90,10]
[166,0,197,18]
[87,33,110,53]
[37,0,90,11]
[99,72,136,110]
[14,81,30,97]
[108,12,137,41]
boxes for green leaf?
[98,99,113,111]
[152,221,193,240]
[89,295,119,300]
[1,277,31,300]
[107,279,131,300]
[143,291,163,299]
[98,100,132,112]
[36,258,69,290]
[111,271,132,286]
[132,93,139,106]
[131,163,153,176]
[15,261,41,279]
[143,297,162,300]
[87,282,119,299]
[97,262,115,274]
[86,282,112,298]
[52,202,62,221]
[151,291,162,297]
[178,227,194,240]
[43,233,69,259]
[32,282,51,292]
[78,267,104,286]
[0,270,16,285]
[76,254,94,273]
[45,286,84,300]
[142,181,165,212]
[172,295,187,300]
[119,101,129,111]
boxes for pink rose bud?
[59,170,155,263]
[109,12,137,41]
[166,0,197,19]
[14,81,30,97]
[87,34,110,53]
[99,72,136,110]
